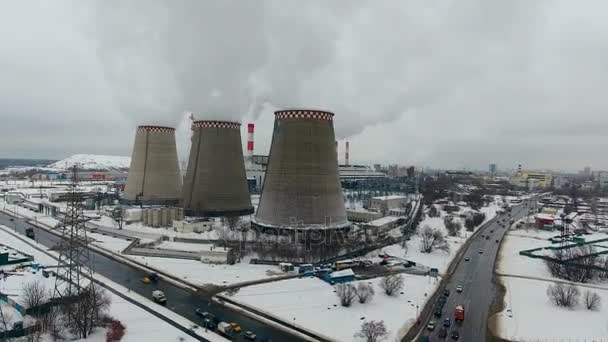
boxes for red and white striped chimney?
[345,141,350,166]
[247,123,255,163]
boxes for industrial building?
[369,195,410,212]
[123,125,182,205]
[510,168,552,190]
[182,120,253,217]
[253,109,349,237]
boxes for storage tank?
[182,120,254,217]
[123,125,182,205]
[253,109,349,232]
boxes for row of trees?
[545,245,608,283]
[335,274,405,307]
[0,280,118,342]
[546,282,601,311]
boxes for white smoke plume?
[85,0,546,139]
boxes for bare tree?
[62,284,112,339]
[546,282,580,308]
[335,284,357,307]
[213,225,235,247]
[444,217,461,237]
[110,207,124,230]
[356,282,375,304]
[427,205,440,218]
[545,245,600,283]
[419,225,450,254]
[379,274,404,296]
[22,280,48,316]
[584,290,601,311]
[0,303,12,334]
[355,320,388,342]
[41,306,63,342]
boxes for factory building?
[510,166,552,190]
[253,109,349,239]
[123,125,182,205]
[182,120,253,217]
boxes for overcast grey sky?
[0,0,607,171]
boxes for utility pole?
[53,165,93,299]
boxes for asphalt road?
[418,199,538,342]
[0,211,305,342]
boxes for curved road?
[0,212,307,342]
[416,198,538,342]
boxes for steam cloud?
[87,0,546,138]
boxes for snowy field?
[125,254,283,286]
[494,277,608,341]
[0,225,227,342]
[494,222,608,341]
[229,274,439,342]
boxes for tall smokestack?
[182,120,254,217]
[254,109,348,231]
[247,123,255,165]
[345,141,350,166]
[123,125,182,205]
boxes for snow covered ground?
[48,154,130,170]
[494,221,608,340]
[0,225,227,342]
[494,277,608,341]
[229,274,439,342]
[126,254,284,286]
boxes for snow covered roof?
[372,195,408,200]
[535,213,555,221]
[331,269,355,278]
[368,216,400,227]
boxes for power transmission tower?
[53,165,93,298]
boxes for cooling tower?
[123,125,182,205]
[182,120,254,217]
[253,109,349,231]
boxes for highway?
[0,211,306,342]
[415,198,537,342]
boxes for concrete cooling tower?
[182,120,254,217]
[253,109,349,232]
[123,125,182,205]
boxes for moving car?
[478,249,483,254]
[151,290,166,304]
[426,321,436,331]
[443,288,450,297]
[464,256,470,262]
[496,239,499,243]
[451,330,460,340]
[443,318,451,328]
[438,328,448,338]
[142,277,151,284]
[25,228,35,239]
[244,331,257,340]
[229,322,242,333]
[456,284,463,293]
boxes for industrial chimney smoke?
[123,125,182,205]
[182,120,254,217]
[254,109,349,232]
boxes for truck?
[455,305,465,322]
[217,322,233,337]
